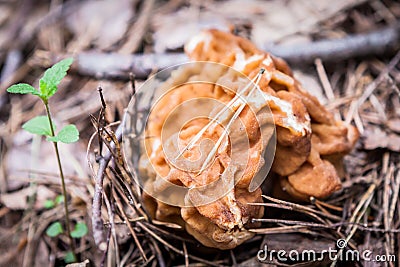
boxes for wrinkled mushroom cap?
[139,29,359,249]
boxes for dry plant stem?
[75,52,188,79]
[120,244,134,267]
[107,166,142,215]
[389,170,400,227]
[136,221,222,267]
[183,241,189,267]
[251,218,400,233]
[315,58,341,121]
[112,186,147,262]
[119,0,155,54]
[44,101,76,259]
[149,237,166,267]
[383,159,392,258]
[0,0,32,52]
[331,183,376,267]
[0,238,27,266]
[312,198,342,212]
[261,195,342,221]
[230,250,237,267]
[144,223,190,243]
[249,225,308,234]
[22,216,36,267]
[345,50,400,125]
[266,22,400,64]
[96,87,107,156]
[92,125,122,251]
[103,188,119,266]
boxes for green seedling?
[71,222,88,238]
[49,222,87,264]
[46,221,64,237]
[44,194,64,209]
[46,220,88,239]
[64,251,77,263]
[55,194,65,204]
[7,58,78,259]
[44,199,55,209]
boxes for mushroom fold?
[139,29,359,249]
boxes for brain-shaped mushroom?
[139,29,359,249]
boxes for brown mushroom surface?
[185,29,358,199]
[139,29,359,249]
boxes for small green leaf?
[71,222,88,238]
[55,195,64,204]
[47,124,79,143]
[64,251,76,263]
[46,221,63,237]
[44,199,55,209]
[22,116,53,136]
[39,58,74,99]
[6,83,41,96]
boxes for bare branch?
[31,23,400,80]
[91,124,123,251]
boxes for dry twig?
[30,23,400,81]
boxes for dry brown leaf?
[152,7,229,53]
[249,0,368,47]
[293,70,327,104]
[363,127,388,150]
[5,129,88,191]
[34,240,50,267]
[388,133,400,151]
[0,185,56,210]
[66,259,90,267]
[152,0,367,53]
[20,6,49,44]
[363,124,400,151]
[387,118,400,133]
[0,4,12,26]
[66,0,135,51]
